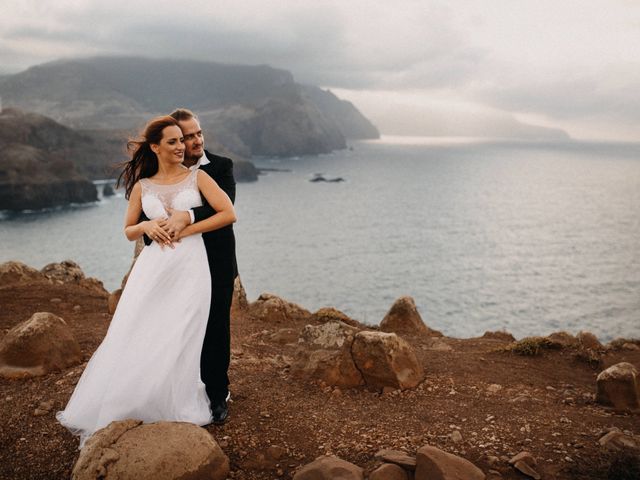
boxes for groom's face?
[178,117,205,161]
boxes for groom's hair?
[169,108,197,122]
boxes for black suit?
[142,149,237,403]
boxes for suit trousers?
[200,282,233,404]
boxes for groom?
[145,108,237,424]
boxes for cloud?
[0,0,639,139]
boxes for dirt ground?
[0,280,639,480]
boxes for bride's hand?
[143,219,174,248]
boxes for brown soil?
[0,282,639,480]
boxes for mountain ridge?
[0,56,380,157]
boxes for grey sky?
[1,0,639,140]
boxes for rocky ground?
[0,262,639,480]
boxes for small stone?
[50,298,62,303]
[509,452,541,480]
[450,430,463,443]
[487,384,502,394]
[73,305,81,312]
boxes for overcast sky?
[1,0,639,140]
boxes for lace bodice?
[140,169,202,220]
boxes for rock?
[370,463,408,480]
[450,430,463,443]
[108,289,122,315]
[292,321,364,388]
[596,362,640,411]
[40,260,108,295]
[34,399,56,416]
[380,296,441,337]
[41,260,85,283]
[484,455,500,468]
[415,445,484,480]
[508,452,540,480]
[249,293,311,323]
[0,261,48,286]
[78,277,108,296]
[546,331,579,348]
[311,307,364,328]
[102,184,115,197]
[599,430,640,451]
[0,312,82,379]
[293,455,363,480]
[72,420,229,480]
[374,449,416,471]
[271,328,299,345]
[351,331,424,390]
[482,331,515,342]
[231,276,249,316]
[577,331,603,350]
[487,384,502,394]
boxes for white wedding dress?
[57,168,213,448]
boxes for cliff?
[0,57,380,157]
[0,108,258,211]
[0,109,98,211]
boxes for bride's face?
[152,125,185,164]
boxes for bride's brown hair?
[117,116,180,199]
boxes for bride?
[56,116,236,448]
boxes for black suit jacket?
[141,150,238,286]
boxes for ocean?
[1,137,639,341]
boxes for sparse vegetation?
[503,336,563,356]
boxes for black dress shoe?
[211,398,228,425]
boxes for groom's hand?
[165,209,191,240]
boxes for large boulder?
[249,293,311,323]
[415,445,485,480]
[0,312,82,378]
[380,296,441,337]
[599,429,640,451]
[72,420,229,480]
[351,331,424,390]
[292,321,364,388]
[41,260,85,283]
[41,260,108,296]
[0,261,48,286]
[596,362,640,411]
[293,455,364,480]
